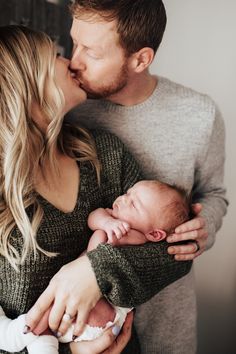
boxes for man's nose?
[70,48,86,71]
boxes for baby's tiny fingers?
[114,228,123,239]
[123,222,130,232]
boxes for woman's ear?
[145,229,167,242]
[130,47,155,73]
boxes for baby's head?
[112,180,191,241]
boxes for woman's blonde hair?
[0,25,100,270]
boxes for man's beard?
[79,62,128,99]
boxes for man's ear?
[145,229,167,242]
[130,47,154,73]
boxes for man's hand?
[104,219,130,244]
[70,311,134,354]
[167,203,208,260]
[26,255,102,337]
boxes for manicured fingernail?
[112,325,121,336]
[23,325,31,334]
[56,332,62,338]
[168,247,174,254]
[72,335,77,341]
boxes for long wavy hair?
[0,25,100,270]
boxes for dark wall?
[0,0,72,57]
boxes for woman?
[0,25,191,353]
[0,24,139,354]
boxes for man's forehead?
[71,17,118,43]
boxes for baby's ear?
[145,229,166,242]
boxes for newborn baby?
[0,180,190,353]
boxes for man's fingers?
[167,228,207,243]
[168,242,198,255]
[191,203,202,215]
[102,312,133,354]
[168,238,207,260]
[70,326,117,354]
[118,311,133,336]
[174,251,201,261]
[174,216,205,234]
[26,287,54,331]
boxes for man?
[67,1,227,353]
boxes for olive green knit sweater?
[0,130,191,354]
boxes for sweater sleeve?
[192,106,228,249]
[87,242,192,307]
[87,131,192,307]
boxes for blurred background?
[0,0,235,353]
[0,0,72,55]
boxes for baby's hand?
[104,219,130,244]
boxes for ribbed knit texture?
[73,76,228,354]
[0,130,139,354]
[0,129,191,354]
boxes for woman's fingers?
[32,308,51,335]
[27,255,102,336]
[49,300,72,336]
[26,286,54,332]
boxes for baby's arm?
[88,208,130,244]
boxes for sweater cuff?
[87,244,113,296]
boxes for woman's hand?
[167,203,208,260]
[26,255,102,337]
[70,311,134,354]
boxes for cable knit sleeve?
[192,105,228,249]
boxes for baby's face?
[112,181,163,233]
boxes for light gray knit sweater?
[73,76,228,354]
